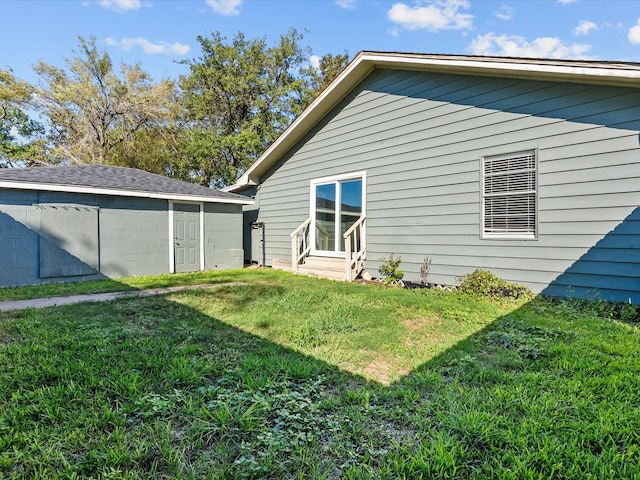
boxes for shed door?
[174,203,200,273]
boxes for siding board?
[254,68,640,302]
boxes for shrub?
[458,269,533,300]
[378,253,404,284]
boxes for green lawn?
[1,269,639,479]
[0,269,262,302]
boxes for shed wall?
[98,196,169,278]
[203,202,245,270]
[0,190,244,287]
[254,68,640,303]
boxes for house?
[227,51,640,304]
[0,164,252,287]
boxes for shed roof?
[0,164,253,204]
[225,51,640,192]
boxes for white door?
[311,175,364,257]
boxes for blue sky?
[3,0,640,85]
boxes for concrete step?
[297,255,347,281]
[302,256,345,270]
[297,268,347,281]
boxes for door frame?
[168,200,205,273]
[310,171,366,258]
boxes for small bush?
[458,269,533,300]
[378,253,404,284]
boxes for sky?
[3,0,640,85]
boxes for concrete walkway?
[0,282,247,312]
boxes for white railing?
[291,215,366,280]
[290,218,311,273]
[343,215,366,281]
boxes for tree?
[33,36,176,171]
[178,29,348,188]
[0,69,45,167]
[302,52,350,103]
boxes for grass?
[1,269,639,478]
[0,268,262,301]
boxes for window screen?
[482,151,536,238]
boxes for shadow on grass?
[1,277,639,479]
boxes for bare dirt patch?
[361,360,410,386]
[401,316,440,331]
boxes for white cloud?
[336,0,358,9]
[205,0,242,16]
[387,0,473,32]
[99,0,141,12]
[105,37,190,55]
[309,55,321,70]
[628,19,640,44]
[496,5,512,21]
[557,0,577,3]
[469,33,592,59]
[575,20,597,36]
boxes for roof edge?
[230,51,640,189]
[0,181,254,205]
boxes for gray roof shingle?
[0,164,251,203]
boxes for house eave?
[222,179,258,193]
[0,181,255,205]
[232,51,640,188]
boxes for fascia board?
[366,54,640,87]
[233,52,640,189]
[234,54,375,186]
[0,181,254,205]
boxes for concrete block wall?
[204,202,244,270]
[1,189,245,287]
[98,196,169,277]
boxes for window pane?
[339,179,362,252]
[315,183,335,251]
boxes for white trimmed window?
[482,150,537,239]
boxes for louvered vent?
[483,151,536,238]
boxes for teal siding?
[0,190,244,287]
[203,203,244,270]
[99,197,169,277]
[254,68,640,303]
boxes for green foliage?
[0,69,46,167]
[1,31,348,183]
[33,36,176,170]
[177,29,348,187]
[378,253,404,284]
[300,51,350,100]
[458,269,533,300]
[538,294,640,323]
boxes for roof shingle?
[0,164,251,204]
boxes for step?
[297,256,348,281]
[302,256,346,270]
[297,266,347,281]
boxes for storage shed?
[0,164,252,287]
